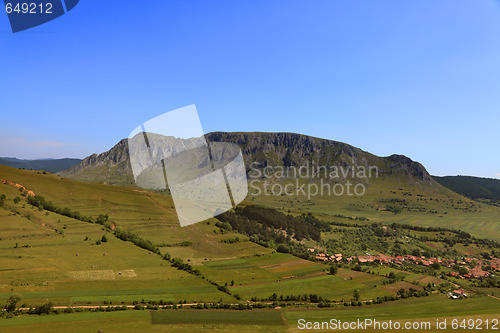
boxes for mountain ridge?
[58,131,433,187]
[0,157,82,173]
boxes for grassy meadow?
[249,175,500,241]
[0,165,499,332]
[0,295,497,333]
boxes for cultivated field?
[0,296,497,333]
[1,165,499,332]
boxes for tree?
[353,289,360,301]
[456,266,469,276]
[34,302,53,315]
[481,252,492,260]
[97,214,108,224]
[0,194,6,207]
[101,235,108,243]
[431,262,441,270]
[277,244,290,254]
[5,295,21,312]
[329,265,338,275]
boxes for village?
[309,248,500,280]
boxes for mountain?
[208,132,432,181]
[433,175,500,203]
[13,131,500,241]
[0,157,82,173]
[59,132,433,186]
[58,139,134,185]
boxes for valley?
[0,132,499,332]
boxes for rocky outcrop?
[59,132,432,184]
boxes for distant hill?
[0,157,82,173]
[59,132,433,186]
[433,175,500,203]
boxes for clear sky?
[1,0,499,178]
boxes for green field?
[0,296,497,333]
[0,166,423,306]
[250,176,500,242]
[0,167,235,306]
[198,254,397,301]
[284,295,500,332]
[1,165,499,332]
[151,309,284,325]
[284,295,500,322]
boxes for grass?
[231,274,388,301]
[369,266,448,286]
[197,254,401,302]
[1,165,499,332]
[249,175,500,242]
[0,168,234,306]
[151,309,284,325]
[1,296,497,333]
[198,253,325,287]
[0,310,286,333]
[283,295,500,322]
[283,295,500,332]
[0,311,152,333]
[0,165,271,261]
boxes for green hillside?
[0,158,81,173]
[1,164,499,331]
[0,166,388,305]
[248,175,500,242]
[434,175,500,204]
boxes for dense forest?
[434,175,500,203]
[215,206,330,258]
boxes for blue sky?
[1,0,499,178]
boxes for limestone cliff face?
[206,132,432,182]
[59,132,432,184]
[59,139,133,184]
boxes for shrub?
[33,302,53,315]
[4,295,21,312]
[277,244,290,254]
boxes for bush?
[33,302,53,315]
[277,244,290,254]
